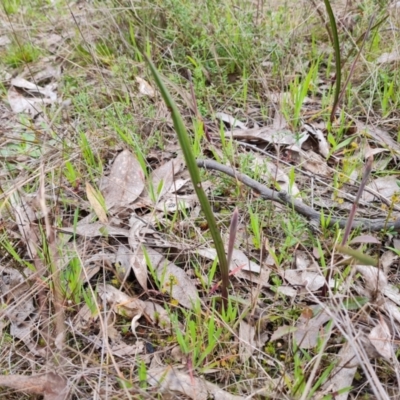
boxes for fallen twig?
[196,159,400,232]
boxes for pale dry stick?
[310,292,390,400]
[0,153,81,203]
[237,141,400,213]
[77,247,134,400]
[341,155,374,244]
[298,321,334,400]
[38,165,66,351]
[196,159,400,232]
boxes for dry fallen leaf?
[300,149,332,177]
[98,284,145,335]
[148,366,244,400]
[8,77,57,116]
[270,325,297,341]
[281,251,326,292]
[197,247,261,273]
[61,222,129,237]
[227,126,303,146]
[349,235,381,245]
[368,318,393,361]
[215,111,248,130]
[355,265,387,294]
[139,246,200,309]
[376,51,400,65]
[294,307,332,349]
[129,246,148,291]
[317,342,358,400]
[150,157,183,202]
[1,266,44,356]
[362,175,400,202]
[102,150,145,211]
[356,120,400,154]
[239,320,256,362]
[283,269,326,292]
[136,76,155,97]
[11,194,39,259]
[144,301,173,329]
[0,373,68,400]
[253,155,301,198]
[86,182,108,223]
[303,123,330,158]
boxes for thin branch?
[197,159,400,232]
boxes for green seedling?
[2,0,21,14]
[142,246,160,289]
[248,206,261,249]
[286,62,318,128]
[78,132,103,180]
[64,160,80,188]
[138,360,147,389]
[4,42,41,67]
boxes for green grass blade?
[144,54,229,306]
[323,0,341,123]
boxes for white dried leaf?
[270,325,297,341]
[226,125,303,146]
[239,320,255,363]
[215,112,248,130]
[148,366,244,400]
[61,222,129,237]
[318,342,358,400]
[197,248,269,285]
[362,176,400,202]
[276,285,298,297]
[356,265,387,293]
[380,250,397,273]
[102,150,145,211]
[169,178,189,193]
[111,340,144,357]
[356,120,400,153]
[349,235,381,245]
[253,156,300,198]
[377,51,400,65]
[8,86,41,115]
[154,195,196,212]
[368,319,393,360]
[11,194,39,259]
[8,77,57,116]
[382,284,400,306]
[384,301,400,324]
[294,308,332,349]
[115,244,132,280]
[127,227,148,290]
[144,301,173,329]
[301,149,331,177]
[150,158,183,202]
[272,110,288,130]
[283,270,326,292]
[86,182,108,223]
[364,147,389,158]
[303,124,330,157]
[98,284,145,334]
[136,76,155,97]
[140,246,200,309]
[295,250,318,270]
[73,303,98,330]
[0,35,11,46]
[230,248,261,273]
[197,248,260,273]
